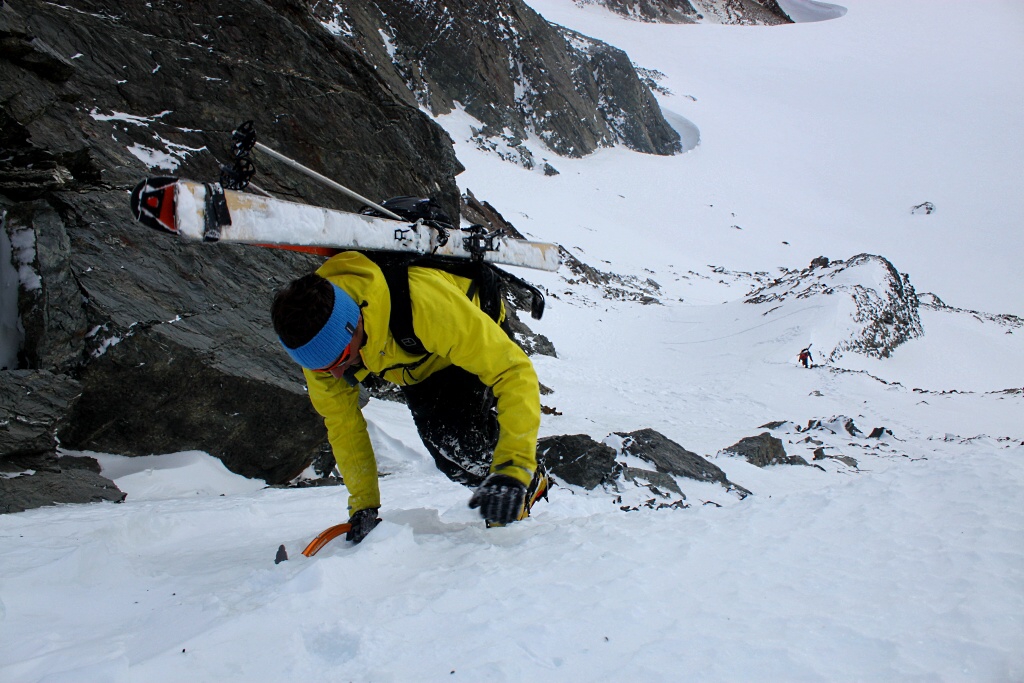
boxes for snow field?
[2,414,1021,681]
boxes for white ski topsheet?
[174,180,560,271]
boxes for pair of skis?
[129,124,560,271]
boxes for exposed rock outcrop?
[745,254,923,361]
[539,428,751,500]
[615,428,750,496]
[688,0,792,24]
[314,0,681,163]
[539,433,618,490]
[575,0,792,25]
[1,461,125,514]
[560,247,663,305]
[1,0,467,500]
[0,369,124,513]
[721,432,809,467]
[1,369,81,463]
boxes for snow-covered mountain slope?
[494,0,1024,318]
[1,1,1022,681]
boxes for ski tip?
[130,176,179,234]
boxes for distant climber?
[798,345,813,368]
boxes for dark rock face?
[58,330,326,483]
[316,0,681,161]
[1,0,466,498]
[618,427,728,484]
[616,428,751,496]
[579,0,791,25]
[4,200,89,372]
[1,463,125,514]
[539,428,753,499]
[622,466,682,495]
[538,433,618,490]
[0,369,81,461]
[0,370,125,513]
[723,432,809,467]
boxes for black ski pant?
[401,365,498,487]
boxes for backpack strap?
[375,257,504,358]
[376,261,429,356]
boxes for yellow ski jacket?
[302,252,540,513]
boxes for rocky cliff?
[313,0,682,165]
[572,0,792,25]
[1,0,680,511]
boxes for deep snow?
[2,1,1023,681]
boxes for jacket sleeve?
[410,270,540,487]
[303,367,380,513]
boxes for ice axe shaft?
[301,522,352,557]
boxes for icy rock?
[812,447,858,469]
[615,428,752,497]
[723,432,810,467]
[807,416,863,437]
[2,201,88,371]
[0,369,81,464]
[621,466,683,495]
[0,466,124,514]
[0,370,128,513]
[538,434,617,490]
[617,428,726,484]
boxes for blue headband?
[280,283,361,370]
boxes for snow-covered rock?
[746,254,923,362]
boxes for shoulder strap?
[372,255,505,357]
[376,260,429,356]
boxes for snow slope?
[497,0,1024,317]
[2,2,1023,681]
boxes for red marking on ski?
[130,177,180,234]
[254,244,341,257]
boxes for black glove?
[346,507,381,544]
[468,474,526,525]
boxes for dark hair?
[271,273,335,349]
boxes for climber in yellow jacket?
[271,251,545,542]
